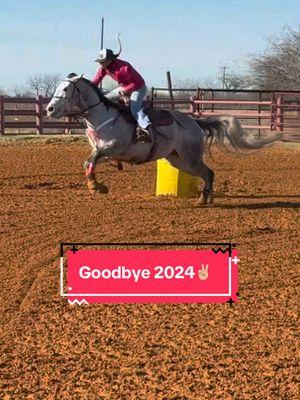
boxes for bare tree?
[221,71,253,90]
[216,66,230,89]
[42,74,62,97]
[249,27,300,89]
[228,27,300,90]
[27,74,44,96]
[10,85,33,97]
[26,74,62,97]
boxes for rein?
[53,79,102,118]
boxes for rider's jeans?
[106,84,150,129]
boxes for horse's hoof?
[207,194,214,204]
[199,194,207,205]
[199,191,213,205]
[87,180,97,195]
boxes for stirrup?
[136,126,152,143]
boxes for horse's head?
[46,73,84,118]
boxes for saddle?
[146,108,174,127]
[120,101,174,128]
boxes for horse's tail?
[194,115,284,153]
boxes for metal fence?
[151,88,300,135]
[1,89,300,136]
[0,96,83,135]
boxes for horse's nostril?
[48,106,54,112]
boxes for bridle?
[52,78,102,118]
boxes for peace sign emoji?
[198,264,209,280]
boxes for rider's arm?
[118,65,142,93]
[91,68,107,86]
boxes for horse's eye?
[63,88,67,92]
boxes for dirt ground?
[0,139,299,399]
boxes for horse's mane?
[80,77,123,112]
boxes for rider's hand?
[119,90,130,106]
[120,90,130,97]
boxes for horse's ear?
[67,73,84,81]
[67,73,78,79]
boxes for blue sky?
[0,0,299,90]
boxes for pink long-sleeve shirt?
[91,59,145,93]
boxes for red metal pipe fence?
[0,96,83,135]
[0,96,4,135]
[1,89,300,135]
[190,96,273,131]
[152,88,300,134]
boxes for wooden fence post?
[35,95,43,134]
[190,96,196,115]
[64,117,71,134]
[196,88,200,115]
[210,89,214,114]
[258,92,262,136]
[150,87,154,107]
[270,93,275,131]
[276,95,283,132]
[166,71,175,110]
[0,96,4,136]
[153,90,157,109]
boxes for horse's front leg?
[85,149,109,195]
[83,152,94,170]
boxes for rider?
[92,45,152,142]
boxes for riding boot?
[136,125,153,143]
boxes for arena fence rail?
[1,89,300,138]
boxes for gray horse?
[46,74,283,204]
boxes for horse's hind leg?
[197,164,214,205]
[166,154,214,205]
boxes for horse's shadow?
[213,193,300,209]
[213,201,300,210]
[215,193,300,200]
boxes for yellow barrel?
[156,159,199,198]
